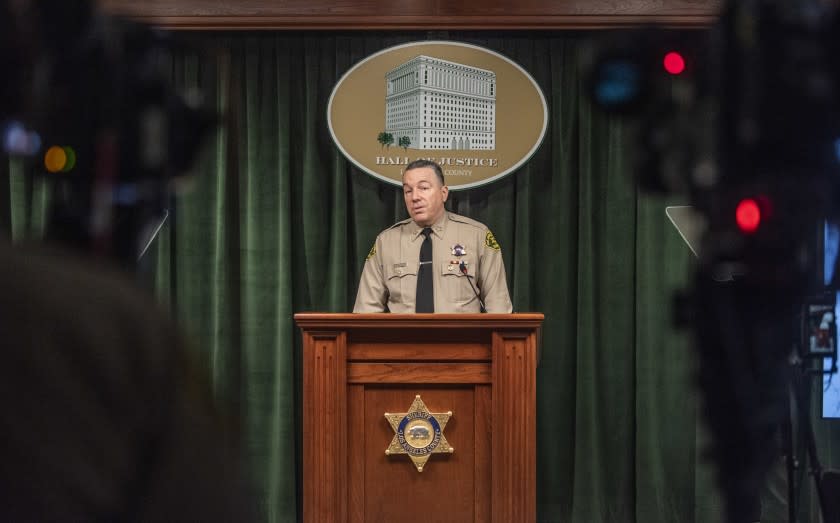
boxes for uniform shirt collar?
[410,211,449,241]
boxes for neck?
[415,211,445,228]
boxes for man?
[0,4,250,517]
[354,159,512,313]
[0,243,252,520]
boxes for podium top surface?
[294,313,544,329]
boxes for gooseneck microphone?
[459,260,486,313]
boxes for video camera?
[0,0,216,268]
[585,1,840,521]
[586,1,840,289]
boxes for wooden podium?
[295,313,543,523]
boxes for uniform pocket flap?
[385,262,419,279]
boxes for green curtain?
[151,32,705,522]
[5,31,838,522]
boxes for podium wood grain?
[297,313,543,523]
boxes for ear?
[441,185,449,202]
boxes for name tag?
[393,262,407,269]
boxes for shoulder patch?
[485,230,501,251]
[366,244,376,261]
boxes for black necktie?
[416,227,434,313]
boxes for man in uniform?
[354,159,512,313]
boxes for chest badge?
[451,244,467,257]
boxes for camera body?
[586,1,840,521]
[587,2,840,291]
[0,0,215,267]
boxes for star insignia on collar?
[384,395,454,472]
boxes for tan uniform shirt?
[353,212,513,313]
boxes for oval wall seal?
[328,41,548,190]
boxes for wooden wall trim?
[97,15,718,31]
[99,1,722,30]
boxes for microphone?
[459,260,486,313]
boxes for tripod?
[782,356,837,523]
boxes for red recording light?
[663,51,686,75]
[736,198,761,233]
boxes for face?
[402,166,449,227]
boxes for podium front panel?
[296,313,542,523]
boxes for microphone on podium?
[459,260,486,313]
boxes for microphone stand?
[459,261,486,313]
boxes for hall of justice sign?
[327,41,548,190]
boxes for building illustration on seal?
[382,55,496,151]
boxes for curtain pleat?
[6,31,838,523]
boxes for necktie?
[416,227,434,313]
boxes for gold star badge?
[384,395,454,472]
